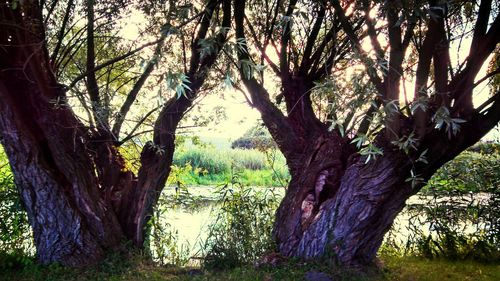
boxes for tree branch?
[299,2,326,75]
[234,0,301,158]
[112,37,166,139]
[330,0,385,96]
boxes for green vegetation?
[171,146,289,187]
[423,143,500,194]
[230,123,276,150]
[200,179,280,269]
[1,251,499,281]
[0,148,33,263]
[1,142,499,279]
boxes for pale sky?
[193,90,261,140]
[118,7,498,142]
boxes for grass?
[170,147,290,187]
[174,148,269,174]
[381,255,500,281]
[175,169,288,187]
[1,252,499,281]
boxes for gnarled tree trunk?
[233,0,500,267]
[274,144,414,266]
[0,0,231,266]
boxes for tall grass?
[172,147,290,186]
[173,148,271,174]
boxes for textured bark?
[0,102,123,266]
[233,0,500,268]
[11,0,232,264]
[296,152,412,265]
[0,0,230,265]
[273,132,353,254]
[0,40,123,266]
[273,136,419,266]
[120,97,191,246]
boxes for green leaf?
[236,38,248,54]
[198,38,216,59]
[223,73,234,90]
[239,59,254,80]
[350,134,367,149]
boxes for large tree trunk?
[0,0,231,265]
[0,76,124,267]
[0,3,125,267]
[273,119,500,266]
[273,134,416,266]
[294,152,413,265]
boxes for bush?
[231,123,276,150]
[384,143,500,261]
[0,147,34,259]
[201,176,281,269]
[423,150,500,194]
[385,180,500,261]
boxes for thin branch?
[118,106,162,145]
[244,15,280,75]
[112,37,167,138]
[299,2,326,74]
[330,0,385,95]
[50,0,74,64]
[67,38,163,90]
[234,0,301,158]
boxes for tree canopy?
[0,0,499,267]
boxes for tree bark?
[0,72,123,267]
[294,151,413,265]
[0,0,231,265]
[272,129,416,266]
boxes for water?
[156,186,495,264]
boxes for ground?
[1,252,499,281]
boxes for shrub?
[231,123,276,150]
[200,176,281,269]
[423,150,500,194]
[385,181,500,261]
[0,147,34,258]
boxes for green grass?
[1,252,499,281]
[381,255,500,281]
[174,148,269,174]
[171,147,290,187]
[175,169,288,187]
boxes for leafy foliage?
[201,176,280,269]
[0,148,33,262]
[231,124,276,150]
[385,144,500,261]
[424,145,500,194]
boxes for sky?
[117,6,499,143]
[191,90,261,140]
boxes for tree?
[0,0,231,266]
[231,0,500,266]
[231,123,276,149]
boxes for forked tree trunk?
[0,0,231,266]
[273,134,419,266]
[272,125,496,266]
